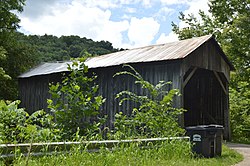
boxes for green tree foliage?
[230,81,250,143]
[0,32,39,100]
[0,0,25,80]
[0,0,25,32]
[172,0,250,142]
[0,100,59,143]
[112,65,185,139]
[16,33,120,62]
[47,59,106,140]
[0,0,39,100]
[0,46,11,80]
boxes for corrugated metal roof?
[85,34,213,68]
[18,62,73,78]
[19,35,213,78]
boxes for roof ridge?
[127,34,213,51]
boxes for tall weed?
[112,64,185,139]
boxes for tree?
[0,0,25,80]
[0,47,11,80]
[0,0,25,32]
[172,0,250,142]
[17,34,119,63]
[0,0,39,100]
[0,32,38,99]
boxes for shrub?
[0,100,59,143]
[47,58,106,140]
[112,64,185,139]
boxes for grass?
[1,141,243,166]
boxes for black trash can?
[207,125,224,156]
[186,125,223,158]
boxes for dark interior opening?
[184,68,226,127]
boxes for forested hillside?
[1,30,121,100]
[16,32,121,62]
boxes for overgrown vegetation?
[112,65,185,139]
[0,62,185,144]
[47,58,106,140]
[0,100,59,143]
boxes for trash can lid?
[186,125,210,131]
[207,124,224,129]
[186,124,224,131]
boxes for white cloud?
[127,17,160,47]
[19,1,130,48]
[18,0,210,49]
[179,0,210,28]
[156,31,179,44]
[96,20,129,48]
[160,0,187,5]
[19,0,161,48]
[74,0,118,9]
[74,0,154,9]
[126,7,137,13]
[140,0,152,7]
[184,0,209,16]
[20,0,58,20]
[155,7,175,21]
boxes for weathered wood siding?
[181,39,230,81]
[18,73,63,114]
[91,61,182,128]
[184,69,226,125]
[19,61,182,127]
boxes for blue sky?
[18,0,209,48]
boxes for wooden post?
[213,71,227,95]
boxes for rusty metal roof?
[86,34,213,68]
[19,35,216,78]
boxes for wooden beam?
[204,111,217,124]
[213,71,228,95]
[183,67,197,88]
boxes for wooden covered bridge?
[18,35,234,139]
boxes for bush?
[230,80,250,143]
[47,58,106,140]
[112,65,185,139]
[0,100,59,143]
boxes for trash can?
[186,125,224,158]
[207,125,224,156]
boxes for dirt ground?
[226,143,250,166]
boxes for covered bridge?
[18,35,234,139]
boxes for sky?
[17,0,209,48]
